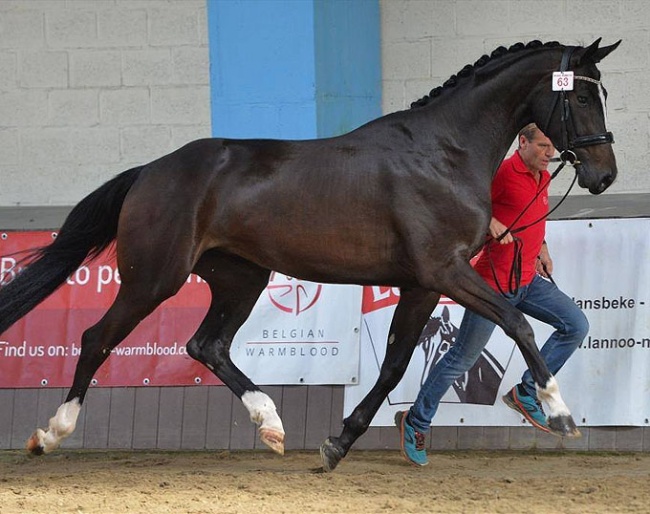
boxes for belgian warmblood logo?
[266,272,322,315]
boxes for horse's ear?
[578,38,622,64]
[591,39,622,63]
[442,305,450,321]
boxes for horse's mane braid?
[410,40,562,109]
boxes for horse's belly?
[231,234,415,287]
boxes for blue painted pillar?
[207,0,381,139]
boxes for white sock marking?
[241,391,284,434]
[536,376,570,417]
[39,398,82,453]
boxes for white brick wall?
[380,0,650,196]
[0,0,210,206]
[0,0,646,205]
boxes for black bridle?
[542,46,615,165]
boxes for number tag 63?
[552,71,574,91]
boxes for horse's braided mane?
[410,40,563,109]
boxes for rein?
[495,157,575,242]
[487,158,577,296]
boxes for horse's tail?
[0,166,143,335]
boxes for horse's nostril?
[600,173,615,192]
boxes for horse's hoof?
[320,437,344,472]
[25,430,45,456]
[547,414,581,438]
[259,428,285,455]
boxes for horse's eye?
[577,95,588,106]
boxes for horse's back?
[117,131,489,286]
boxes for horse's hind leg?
[435,258,579,438]
[26,292,150,454]
[26,265,190,455]
[187,251,284,454]
[321,287,440,472]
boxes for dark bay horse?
[0,39,620,471]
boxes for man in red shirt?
[396,123,589,466]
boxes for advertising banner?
[231,272,362,385]
[344,218,650,427]
[0,232,362,388]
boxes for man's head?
[518,123,555,174]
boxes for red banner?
[0,231,220,388]
[1,232,465,389]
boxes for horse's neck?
[442,50,561,166]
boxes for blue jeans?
[408,274,589,434]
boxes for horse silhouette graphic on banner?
[417,306,506,406]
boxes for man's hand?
[489,217,513,244]
[536,243,553,278]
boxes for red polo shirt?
[473,150,550,292]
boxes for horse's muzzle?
[589,171,616,195]
[576,161,617,195]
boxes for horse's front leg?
[438,258,579,438]
[187,257,285,454]
[320,288,440,472]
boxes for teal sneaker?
[394,411,428,466]
[502,385,550,433]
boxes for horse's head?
[531,39,621,194]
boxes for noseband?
[542,46,615,165]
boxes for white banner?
[345,218,650,427]
[231,272,362,385]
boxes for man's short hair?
[519,123,540,142]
